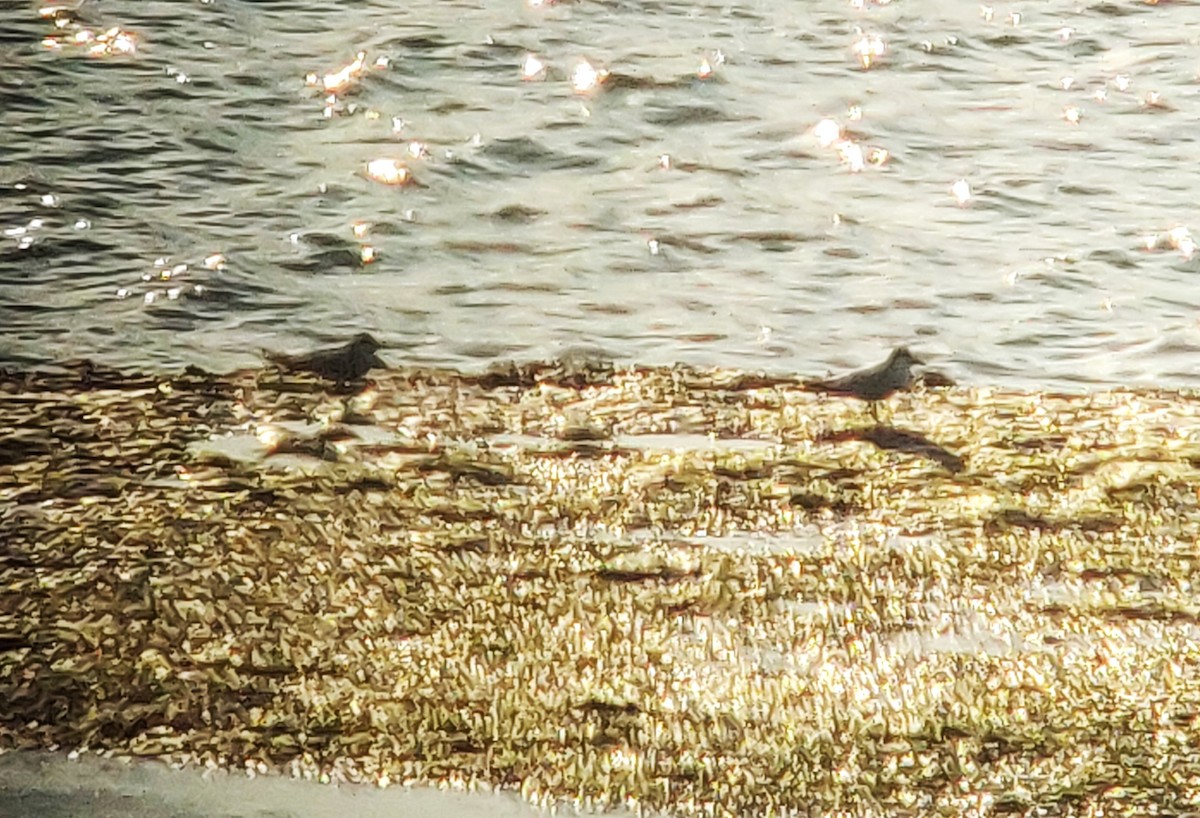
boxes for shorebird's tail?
[801,377,854,396]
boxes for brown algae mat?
[2,360,1200,817]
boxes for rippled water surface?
[2,0,1199,387]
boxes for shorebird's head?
[890,346,924,370]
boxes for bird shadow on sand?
[816,424,965,474]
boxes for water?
[3,1,1200,388]
[2,5,1199,811]
[0,750,606,818]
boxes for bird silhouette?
[803,346,924,420]
[266,333,386,382]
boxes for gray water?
[0,750,614,818]
[2,1,1200,387]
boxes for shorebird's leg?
[869,401,880,424]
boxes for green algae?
[2,360,1200,817]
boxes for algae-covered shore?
[2,360,1200,817]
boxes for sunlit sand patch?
[891,607,1024,659]
[366,158,411,185]
[612,433,779,453]
[253,424,286,451]
[684,531,826,557]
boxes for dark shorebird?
[803,346,925,420]
[266,333,386,382]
